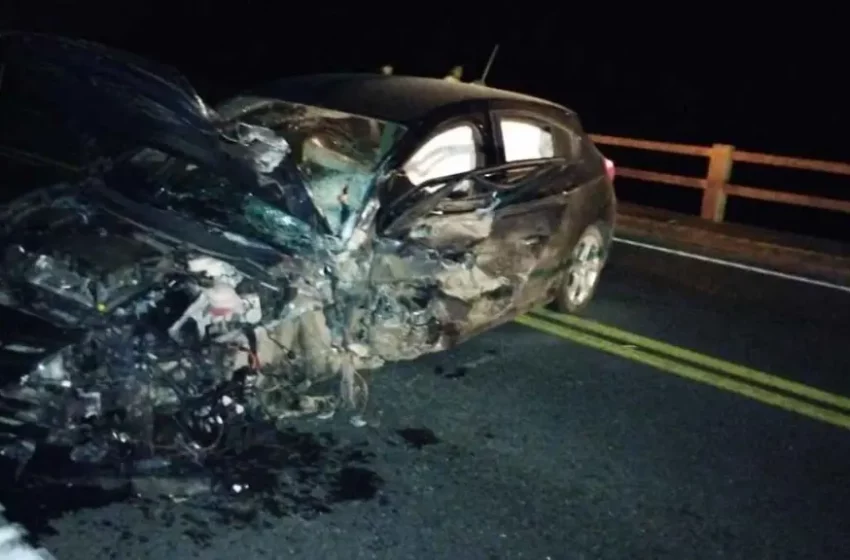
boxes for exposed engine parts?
[0,186,509,475]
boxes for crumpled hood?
[1,34,271,236]
[1,31,334,239]
[0,32,220,169]
[0,186,307,333]
[0,302,83,382]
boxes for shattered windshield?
[108,100,407,251]
[111,147,327,253]
[219,99,407,235]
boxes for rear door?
[483,108,591,310]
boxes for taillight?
[604,158,616,182]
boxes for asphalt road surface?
[3,239,850,560]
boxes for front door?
[377,115,572,343]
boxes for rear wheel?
[554,223,607,314]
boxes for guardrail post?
[701,143,734,222]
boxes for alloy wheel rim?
[564,233,603,307]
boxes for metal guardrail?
[5,125,849,227]
[590,134,850,222]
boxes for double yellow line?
[517,308,850,430]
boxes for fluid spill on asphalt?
[397,427,440,449]
[434,364,468,379]
[434,348,499,379]
[0,424,383,547]
[0,443,133,537]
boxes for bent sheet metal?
[0,33,615,483]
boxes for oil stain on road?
[0,423,383,551]
[397,427,441,449]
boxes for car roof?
[247,73,573,124]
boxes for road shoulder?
[616,202,850,285]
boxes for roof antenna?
[475,44,499,85]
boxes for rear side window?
[403,123,480,185]
[496,113,582,164]
[498,118,554,162]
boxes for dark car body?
[0,33,615,470]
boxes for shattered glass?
[217,97,406,235]
[0,32,615,494]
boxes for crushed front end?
[0,193,308,473]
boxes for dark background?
[2,2,847,240]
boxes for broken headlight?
[25,254,150,313]
[26,254,96,308]
[33,349,70,385]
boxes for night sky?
[3,3,843,156]
[2,3,847,238]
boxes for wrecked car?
[0,33,616,472]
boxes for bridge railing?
[589,135,850,223]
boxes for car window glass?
[499,118,554,162]
[403,124,478,186]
